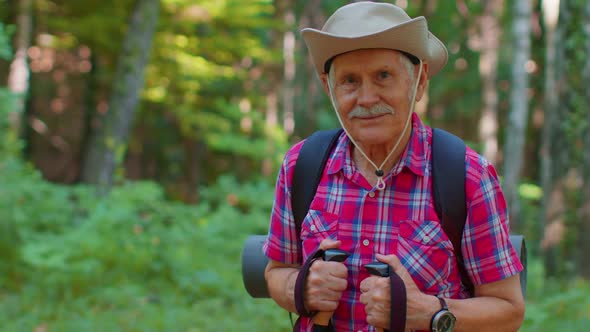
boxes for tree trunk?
[261,0,287,177]
[7,0,32,141]
[296,0,324,139]
[577,0,590,278]
[181,137,205,203]
[77,51,98,182]
[478,0,503,165]
[540,0,565,278]
[502,0,531,228]
[80,0,160,192]
[282,6,296,136]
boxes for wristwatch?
[430,296,456,332]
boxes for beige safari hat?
[301,1,448,78]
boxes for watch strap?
[430,296,450,332]
[437,296,448,311]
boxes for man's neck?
[352,140,406,186]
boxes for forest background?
[1,0,589,331]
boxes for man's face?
[322,49,427,147]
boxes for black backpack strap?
[431,128,473,296]
[292,128,344,238]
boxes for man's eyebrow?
[335,70,357,78]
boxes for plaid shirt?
[264,114,523,332]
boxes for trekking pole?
[312,249,350,332]
[364,261,405,332]
[364,262,390,332]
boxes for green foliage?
[558,0,590,166]
[522,258,590,331]
[32,0,290,190]
[516,182,590,331]
[134,0,289,184]
[421,0,483,122]
[0,22,19,155]
[41,0,134,56]
[3,161,589,330]
[0,21,13,60]
[0,153,290,330]
[0,87,15,146]
[516,182,543,254]
[3,0,590,330]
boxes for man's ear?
[320,73,331,95]
[415,62,430,102]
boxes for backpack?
[291,128,527,297]
[241,128,527,299]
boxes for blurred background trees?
[1,0,589,330]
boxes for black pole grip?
[323,248,350,262]
[364,261,390,277]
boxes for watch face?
[434,311,456,332]
[437,312,455,332]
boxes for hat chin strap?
[328,60,423,191]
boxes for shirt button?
[310,225,316,231]
[368,191,375,198]
[363,239,370,246]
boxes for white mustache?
[348,103,395,120]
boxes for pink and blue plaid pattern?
[264,114,523,332]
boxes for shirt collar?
[326,113,429,177]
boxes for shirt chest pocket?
[397,219,454,293]
[300,209,339,259]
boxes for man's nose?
[357,82,380,108]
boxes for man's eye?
[378,71,391,79]
[344,77,356,84]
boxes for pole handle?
[311,249,350,331]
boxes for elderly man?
[263,2,525,332]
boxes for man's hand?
[360,253,439,330]
[304,238,349,312]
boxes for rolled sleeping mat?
[242,235,270,298]
[509,234,527,299]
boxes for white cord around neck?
[327,59,423,191]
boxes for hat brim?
[301,17,447,78]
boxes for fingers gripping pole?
[364,262,406,332]
[312,249,350,331]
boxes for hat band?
[323,50,420,74]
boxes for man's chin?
[350,129,394,147]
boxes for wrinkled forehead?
[328,49,415,75]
